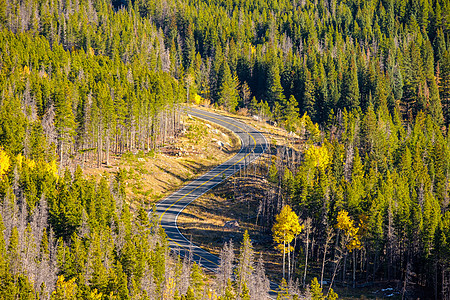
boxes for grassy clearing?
[83,113,241,209]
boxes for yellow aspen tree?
[16,153,36,170]
[272,205,303,280]
[336,210,362,289]
[336,210,361,252]
[304,145,331,170]
[51,275,77,300]
[0,149,10,178]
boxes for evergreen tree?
[236,230,254,295]
[218,62,239,112]
[341,57,360,110]
[268,64,286,109]
[303,69,316,119]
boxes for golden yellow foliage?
[194,94,203,105]
[272,205,303,252]
[0,149,10,178]
[26,159,36,169]
[16,153,36,170]
[336,210,362,252]
[17,153,23,167]
[52,275,77,300]
[304,145,330,169]
[45,160,59,178]
[23,65,31,75]
[89,289,102,300]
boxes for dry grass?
[177,173,283,281]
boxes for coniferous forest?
[0,0,449,299]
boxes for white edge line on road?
[152,108,275,298]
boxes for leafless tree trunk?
[288,242,291,282]
[321,226,334,286]
[342,253,348,282]
[249,254,270,299]
[282,237,286,280]
[328,231,346,295]
[402,260,412,299]
[105,129,110,166]
[303,218,312,288]
[216,240,235,296]
[97,121,102,167]
[352,249,356,288]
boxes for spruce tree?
[218,62,239,112]
[236,230,254,295]
[341,57,360,110]
[268,64,286,109]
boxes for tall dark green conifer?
[268,64,286,108]
[303,69,316,118]
[341,57,360,110]
[218,62,239,112]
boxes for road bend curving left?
[155,107,279,296]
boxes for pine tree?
[402,41,424,121]
[268,64,286,109]
[310,278,324,300]
[0,0,5,26]
[236,230,254,295]
[284,95,300,132]
[341,57,360,110]
[218,62,239,112]
[183,24,196,70]
[0,95,27,155]
[276,278,290,299]
[54,84,76,167]
[439,51,450,126]
[240,282,250,300]
[303,69,316,119]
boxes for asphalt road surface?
[155,107,279,297]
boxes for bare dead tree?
[249,254,270,299]
[302,217,312,288]
[216,240,235,296]
[321,226,335,286]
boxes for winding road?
[155,107,278,295]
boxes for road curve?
[155,107,278,294]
